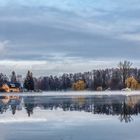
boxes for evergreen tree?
[110,70,122,90]
[24,71,34,91]
[0,73,9,86]
[11,71,17,83]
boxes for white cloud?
[0,0,140,69]
[120,33,140,42]
[0,58,138,77]
[0,40,9,52]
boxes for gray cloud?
[0,1,140,74]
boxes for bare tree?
[118,61,133,87]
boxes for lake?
[0,92,140,140]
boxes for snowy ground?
[0,91,140,97]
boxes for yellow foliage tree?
[72,80,86,91]
[125,76,140,90]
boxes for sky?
[0,0,140,76]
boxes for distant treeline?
[1,61,140,91]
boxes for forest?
[0,61,140,91]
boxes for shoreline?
[0,91,140,96]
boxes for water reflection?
[0,94,140,123]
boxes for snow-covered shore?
[0,91,140,97]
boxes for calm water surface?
[0,93,140,140]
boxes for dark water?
[0,94,140,140]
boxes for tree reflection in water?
[0,94,140,123]
[119,102,133,123]
[24,97,34,117]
